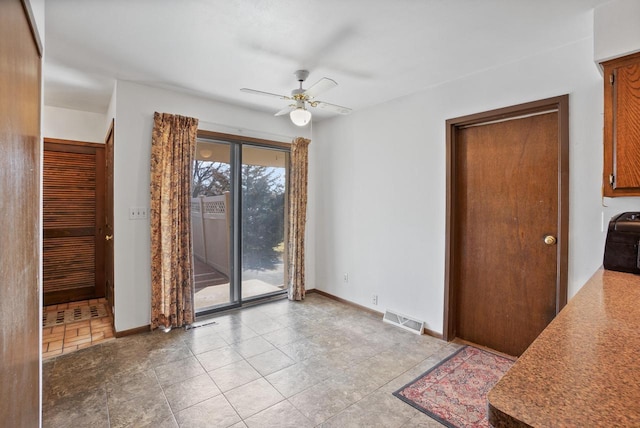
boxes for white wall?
[112,81,301,331]
[594,0,640,63]
[43,105,107,143]
[311,33,640,335]
[28,0,44,48]
[105,82,117,135]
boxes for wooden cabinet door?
[43,140,106,305]
[603,52,640,197]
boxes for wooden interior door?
[0,0,42,424]
[445,97,569,357]
[43,139,106,305]
[104,121,115,316]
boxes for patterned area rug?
[42,303,108,327]
[393,346,514,428]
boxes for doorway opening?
[42,137,116,358]
[192,132,289,316]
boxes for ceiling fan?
[241,70,352,126]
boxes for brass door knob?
[544,235,557,245]
[105,235,113,241]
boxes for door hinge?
[610,74,615,85]
[610,174,615,186]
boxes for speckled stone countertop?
[487,269,640,427]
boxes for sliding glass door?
[192,138,289,315]
[191,141,236,310]
[241,145,288,302]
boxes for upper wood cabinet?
[602,52,640,197]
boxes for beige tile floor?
[43,293,461,427]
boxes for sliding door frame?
[195,131,290,317]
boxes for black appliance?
[604,212,640,274]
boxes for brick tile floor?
[42,298,115,360]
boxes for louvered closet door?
[43,140,105,305]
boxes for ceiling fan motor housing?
[294,69,309,83]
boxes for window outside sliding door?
[191,136,289,315]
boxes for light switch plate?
[129,207,148,220]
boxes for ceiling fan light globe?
[290,108,311,126]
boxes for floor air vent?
[383,310,424,335]
[184,320,218,331]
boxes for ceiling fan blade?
[303,77,337,99]
[275,105,294,116]
[240,88,290,100]
[315,101,352,115]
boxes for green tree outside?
[192,160,285,270]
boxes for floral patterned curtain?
[150,112,199,329]
[287,137,311,301]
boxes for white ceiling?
[44,0,610,119]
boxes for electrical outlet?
[129,206,148,220]
[372,294,378,305]
[343,273,349,283]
